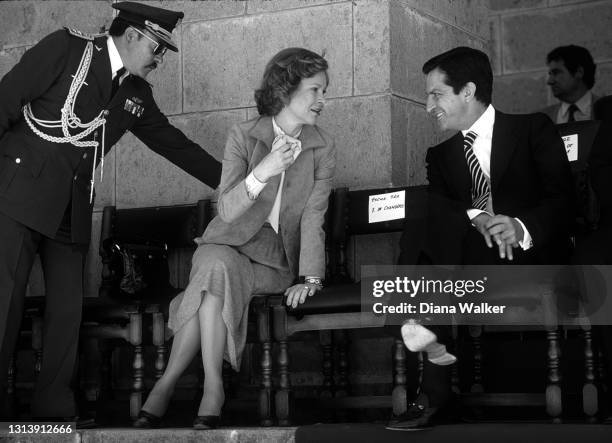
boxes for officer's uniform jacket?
[0,29,221,244]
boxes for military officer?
[0,2,221,422]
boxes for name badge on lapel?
[124,97,144,117]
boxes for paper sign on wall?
[562,133,578,162]
[368,190,405,223]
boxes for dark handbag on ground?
[106,239,171,298]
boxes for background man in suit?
[542,45,598,123]
[0,2,221,422]
[571,95,612,422]
[391,46,574,429]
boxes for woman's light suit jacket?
[200,116,336,279]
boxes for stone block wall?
[1,0,492,392]
[489,0,612,113]
[0,0,489,296]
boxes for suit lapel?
[299,125,326,151]
[249,117,280,208]
[490,111,518,194]
[249,116,275,152]
[444,132,472,203]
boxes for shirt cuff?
[515,218,533,250]
[467,209,493,223]
[245,171,266,200]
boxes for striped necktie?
[463,131,489,210]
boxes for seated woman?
[133,47,335,429]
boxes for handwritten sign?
[562,133,578,162]
[368,190,405,223]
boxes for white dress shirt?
[244,117,301,233]
[556,90,593,123]
[463,105,533,250]
[107,36,127,81]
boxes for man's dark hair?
[254,47,328,116]
[547,45,596,89]
[422,47,493,106]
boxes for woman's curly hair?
[254,48,329,116]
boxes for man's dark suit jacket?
[573,98,612,264]
[412,110,574,266]
[591,95,612,226]
[0,29,221,245]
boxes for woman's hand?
[252,135,295,182]
[285,282,322,308]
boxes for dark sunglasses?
[131,27,167,57]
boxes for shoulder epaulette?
[64,27,107,41]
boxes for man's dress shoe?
[387,403,440,429]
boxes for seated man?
[390,46,574,429]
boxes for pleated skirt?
[167,224,294,370]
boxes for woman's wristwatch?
[303,276,323,289]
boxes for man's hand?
[485,215,524,261]
[472,212,514,260]
[472,212,495,248]
[252,135,295,182]
[285,282,322,309]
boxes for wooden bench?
[81,200,213,419]
[267,183,599,425]
[269,185,427,424]
[82,200,277,425]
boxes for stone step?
[0,427,297,443]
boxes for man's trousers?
[0,211,85,418]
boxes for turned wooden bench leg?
[272,304,291,426]
[546,328,562,422]
[319,330,335,422]
[597,346,608,411]
[7,355,16,417]
[582,327,598,422]
[152,312,167,381]
[335,329,349,397]
[256,301,274,426]
[469,326,484,394]
[129,312,143,420]
[32,315,43,378]
[391,338,407,416]
[333,329,350,422]
[451,325,460,395]
[320,330,334,400]
[276,338,290,426]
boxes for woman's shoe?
[133,410,163,428]
[193,415,220,430]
